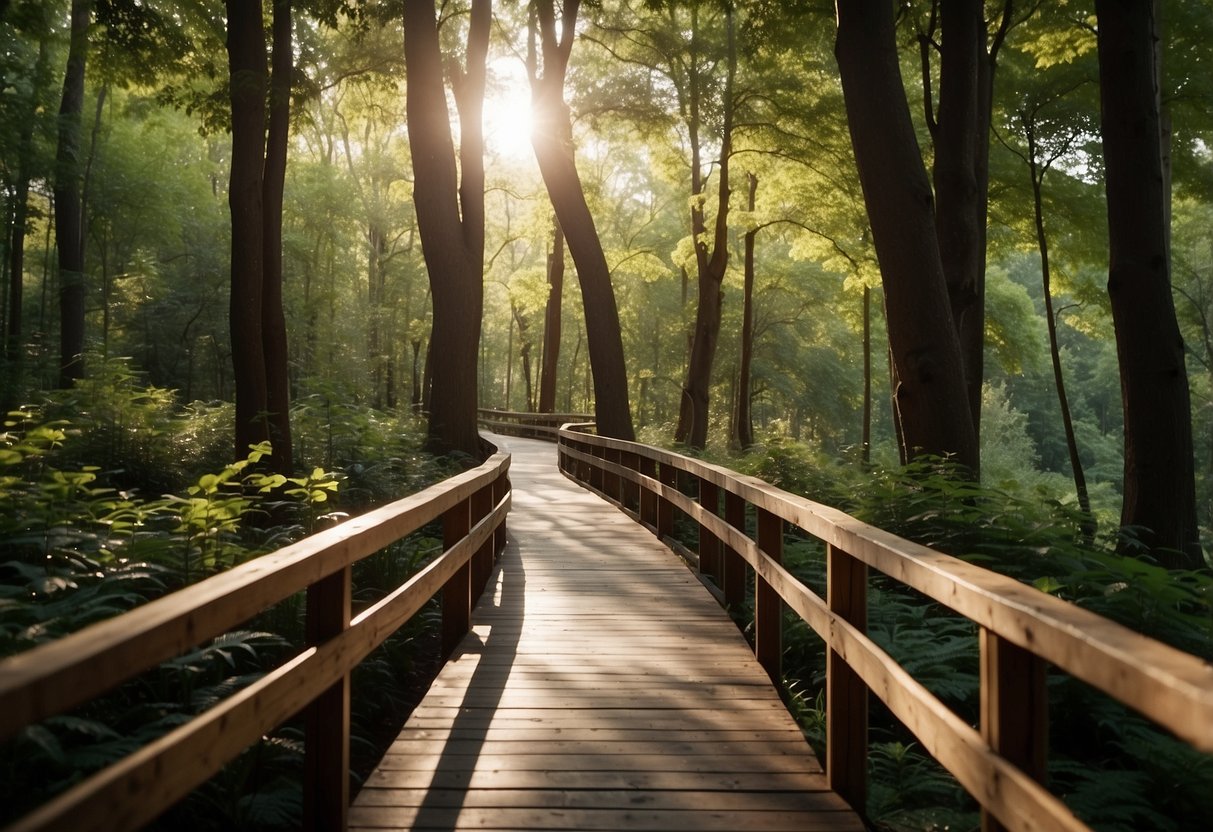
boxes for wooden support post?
[621,451,640,512]
[604,447,621,503]
[471,485,494,604]
[827,544,867,814]
[304,566,351,832]
[579,441,592,483]
[639,456,658,529]
[723,491,745,609]
[657,462,678,540]
[441,500,472,659]
[699,479,721,581]
[980,629,1048,832]
[493,473,508,556]
[755,508,782,684]
[590,445,605,492]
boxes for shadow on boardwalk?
[349,434,863,831]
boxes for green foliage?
[0,381,453,830]
[290,392,454,509]
[866,742,976,832]
[0,627,296,828]
[33,357,234,494]
[0,552,167,655]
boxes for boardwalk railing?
[477,408,591,441]
[0,451,511,832]
[557,422,1213,832]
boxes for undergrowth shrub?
[0,374,458,830]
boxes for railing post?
[980,629,1048,832]
[657,462,677,540]
[826,543,867,814]
[698,479,721,581]
[493,472,509,555]
[639,456,658,529]
[621,451,640,512]
[604,446,621,503]
[304,566,351,832]
[755,508,782,683]
[442,499,472,659]
[723,491,745,609]
[471,484,494,604]
[578,440,591,483]
[590,444,605,492]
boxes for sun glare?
[483,58,534,160]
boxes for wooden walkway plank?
[349,435,864,832]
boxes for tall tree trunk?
[260,0,293,472]
[404,0,489,458]
[226,0,271,459]
[422,333,433,414]
[7,144,33,365]
[922,0,1014,455]
[54,0,92,388]
[835,1,977,472]
[366,222,388,408]
[1096,0,1200,567]
[930,0,983,440]
[1027,132,1094,537]
[7,34,49,370]
[505,312,514,409]
[862,285,872,465]
[512,304,534,411]
[538,220,563,413]
[528,0,634,440]
[736,172,757,450]
[410,337,423,411]
[966,1,1013,440]
[675,5,735,450]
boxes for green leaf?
[20,724,66,763]
[1034,576,1065,594]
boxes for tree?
[224,0,294,473]
[1095,0,1200,567]
[670,2,736,450]
[55,0,93,387]
[997,69,1097,535]
[735,172,757,449]
[585,0,746,448]
[403,0,491,458]
[917,0,1016,440]
[527,0,634,440]
[834,0,977,471]
[329,54,413,409]
[537,219,563,413]
[3,2,54,373]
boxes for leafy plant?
[0,383,457,831]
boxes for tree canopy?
[1,0,1211,559]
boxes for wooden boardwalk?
[349,435,864,831]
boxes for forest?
[2,1,1212,830]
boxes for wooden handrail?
[557,424,1213,832]
[0,451,512,832]
[476,408,590,441]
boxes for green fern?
[1050,761,1177,832]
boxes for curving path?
[348,434,863,831]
